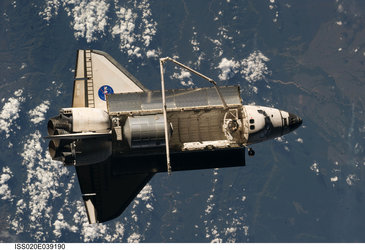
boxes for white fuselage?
[243,105,302,145]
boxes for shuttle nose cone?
[288,113,302,131]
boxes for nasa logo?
[98,85,114,101]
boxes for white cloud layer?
[0,166,14,201]
[190,29,200,52]
[14,131,69,238]
[346,174,359,186]
[296,138,304,143]
[309,161,320,175]
[201,169,248,243]
[146,49,159,58]
[217,58,240,81]
[216,51,271,83]
[171,69,194,87]
[128,232,141,243]
[39,0,158,57]
[39,0,109,43]
[29,100,50,124]
[111,0,157,57]
[0,89,25,138]
[240,51,270,83]
[71,0,110,43]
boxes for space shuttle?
[47,50,302,224]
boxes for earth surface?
[1,0,365,243]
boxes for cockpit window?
[250,125,255,130]
[249,119,254,124]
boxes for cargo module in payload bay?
[46,50,302,224]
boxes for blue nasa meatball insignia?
[98,85,114,101]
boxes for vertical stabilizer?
[72,50,148,110]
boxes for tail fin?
[72,50,148,110]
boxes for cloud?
[0,166,13,201]
[112,7,138,55]
[38,0,61,22]
[309,161,320,175]
[0,89,25,138]
[71,200,109,242]
[9,130,69,240]
[29,100,50,124]
[111,0,157,57]
[217,58,240,81]
[275,136,284,143]
[39,0,158,57]
[296,138,304,143]
[53,212,78,238]
[330,176,338,182]
[201,169,249,242]
[71,0,110,43]
[136,183,154,211]
[171,69,194,87]
[216,51,271,83]
[138,0,157,47]
[240,51,270,83]
[190,29,200,52]
[146,49,159,58]
[127,232,141,243]
[346,174,359,186]
[20,63,27,70]
[39,0,110,42]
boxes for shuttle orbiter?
[47,50,302,224]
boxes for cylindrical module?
[123,114,172,148]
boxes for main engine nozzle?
[48,138,111,166]
[47,108,112,166]
[47,114,72,135]
[48,139,73,163]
